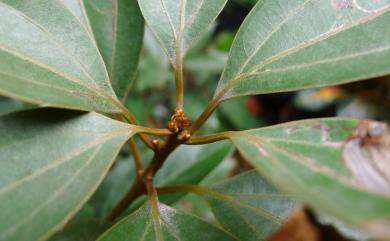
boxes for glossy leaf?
[97,202,237,241]
[0,109,135,241]
[229,118,390,238]
[0,0,121,112]
[82,0,144,101]
[177,171,295,240]
[137,0,227,66]
[215,0,390,100]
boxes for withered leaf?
[342,121,390,194]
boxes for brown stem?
[106,134,183,221]
[187,96,220,135]
[144,135,182,178]
[118,105,155,150]
[127,138,144,172]
[185,131,234,145]
[106,177,146,221]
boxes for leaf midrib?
[231,204,265,239]
[235,133,390,199]
[235,0,314,79]
[0,127,131,196]
[183,185,283,223]
[1,144,103,237]
[217,4,390,99]
[0,45,107,100]
[109,0,118,81]
[0,1,103,90]
[246,5,390,76]
[0,70,100,98]
[254,44,390,75]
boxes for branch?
[185,131,234,145]
[106,135,182,221]
[127,138,144,172]
[117,105,155,149]
[187,96,220,134]
[106,177,146,221]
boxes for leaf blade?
[0,0,119,112]
[82,0,144,100]
[0,109,135,241]
[181,171,295,241]
[229,118,390,238]
[137,0,227,66]
[97,202,237,241]
[216,0,390,100]
[155,141,234,204]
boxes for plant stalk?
[106,176,145,221]
[187,97,220,134]
[175,61,184,111]
[106,135,182,221]
[185,131,234,145]
[118,106,155,149]
[127,138,144,172]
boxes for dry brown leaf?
[268,208,354,241]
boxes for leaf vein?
[0,1,102,89]
[0,128,130,196]
[2,144,103,237]
[234,0,313,78]
[256,44,390,74]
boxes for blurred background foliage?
[1,1,388,240]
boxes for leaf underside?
[97,202,237,241]
[230,118,390,238]
[216,0,390,100]
[0,109,134,241]
[155,141,234,204]
[190,171,296,241]
[99,141,234,217]
[137,0,227,66]
[82,0,144,101]
[0,0,120,112]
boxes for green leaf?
[173,171,295,241]
[0,0,120,112]
[216,0,390,101]
[0,97,24,115]
[0,109,135,241]
[82,0,144,101]
[229,118,390,238]
[186,50,228,74]
[137,0,227,66]
[88,150,153,218]
[48,220,110,241]
[118,142,234,215]
[155,141,234,204]
[133,51,171,92]
[219,96,265,130]
[97,202,237,241]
